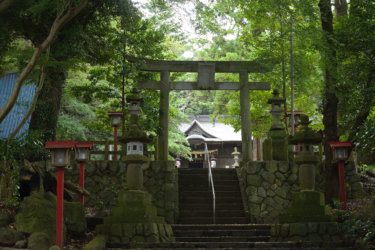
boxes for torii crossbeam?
[128,57,272,163]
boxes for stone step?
[179,210,246,218]
[179,179,239,186]
[173,229,271,237]
[179,202,244,210]
[179,168,237,173]
[135,241,309,249]
[179,195,242,204]
[179,191,242,199]
[120,244,355,250]
[179,184,240,191]
[178,217,249,224]
[179,176,238,182]
[172,224,271,231]
[175,236,271,242]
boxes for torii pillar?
[127,58,272,163]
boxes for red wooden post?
[45,140,76,249]
[114,125,118,160]
[328,141,352,210]
[79,162,85,204]
[338,160,347,210]
[108,111,123,160]
[56,167,65,248]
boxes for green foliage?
[0,131,48,204]
[354,118,375,153]
[336,209,375,249]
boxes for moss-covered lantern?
[120,91,152,160]
[268,89,285,130]
[288,115,322,190]
[119,91,152,190]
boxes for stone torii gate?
[128,57,271,163]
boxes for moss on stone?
[83,234,107,250]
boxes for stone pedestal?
[263,89,288,162]
[271,221,342,247]
[272,191,342,246]
[280,190,332,223]
[269,130,289,161]
[96,190,174,247]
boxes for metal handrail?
[204,143,216,224]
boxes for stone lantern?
[119,91,152,190]
[263,89,288,161]
[288,115,322,190]
[274,115,340,242]
[268,89,285,130]
[97,90,174,246]
[280,114,332,223]
[232,147,240,168]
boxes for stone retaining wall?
[238,160,364,223]
[65,160,178,224]
[314,161,364,200]
[238,161,299,223]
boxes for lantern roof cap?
[328,141,352,148]
[75,142,93,149]
[108,111,123,117]
[268,89,284,104]
[45,141,76,149]
[288,115,322,145]
[232,147,241,155]
[126,90,143,103]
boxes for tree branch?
[9,47,50,139]
[0,0,88,125]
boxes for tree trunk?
[28,66,65,143]
[319,0,340,204]
[0,0,88,124]
[334,0,348,17]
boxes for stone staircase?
[154,168,354,250]
[178,168,247,224]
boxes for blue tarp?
[0,72,37,139]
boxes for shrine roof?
[179,115,241,142]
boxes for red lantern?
[45,141,75,248]
[328,141,352,210]
[75,142,93,205]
